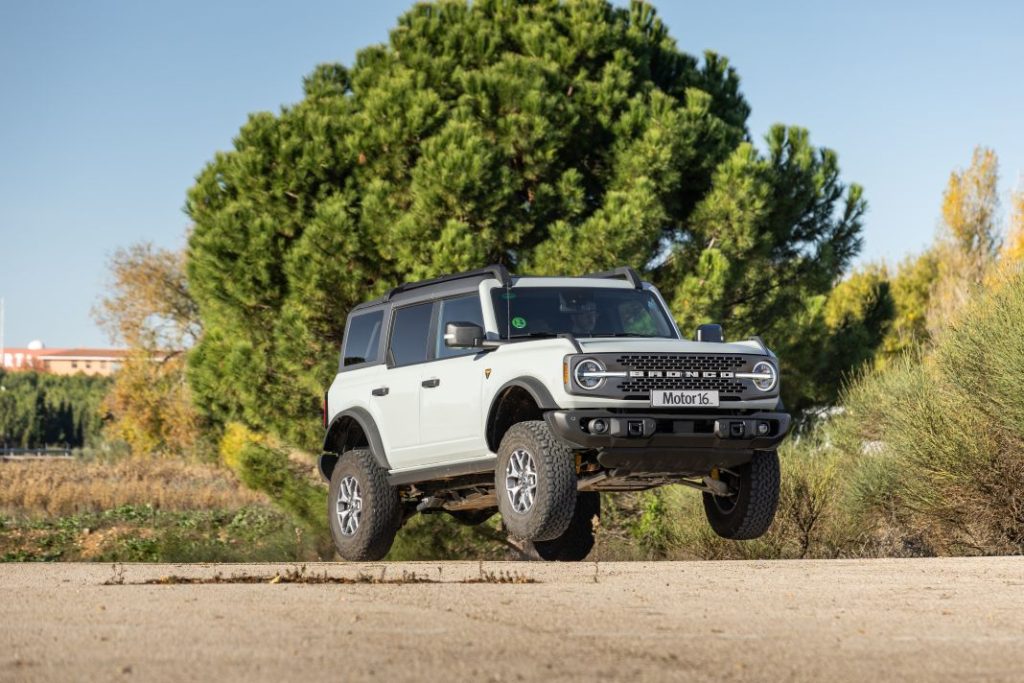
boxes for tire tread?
[329,448,401,561]
[497,421,577,542]
[703,450,780,540]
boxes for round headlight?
[751,361,778,392]
[574,358,605,390]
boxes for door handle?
[421,378,440,388]
[371,387,389,396]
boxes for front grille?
[614,354,748,394]
[614,354,746,372]
[570,352,771,400]
[617,376,746,394]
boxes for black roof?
[350,264,642,313]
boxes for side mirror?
[444,322,485,348]
[696,323,724,343]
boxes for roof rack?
[583,266,643,289]
[386,264,513,300]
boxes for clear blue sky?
[1,0,1021,348]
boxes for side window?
[389,302,433,367]
[343,310,384,367]
[435,295,485,359]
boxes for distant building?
[0,341,129,377]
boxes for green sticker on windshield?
[511,316,527,329]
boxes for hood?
[576,337,769,356]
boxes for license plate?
[650,390,719,408]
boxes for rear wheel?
[702,450,780,540]
[495,421,577,542]
[328,449,401,561]
[528,491,600,561]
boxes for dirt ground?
[2,558,1023,682]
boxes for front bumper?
[545,409,791,474]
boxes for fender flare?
[490,377,559,411]
[318,407,390,482]
[484,377,559,451]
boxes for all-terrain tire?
[328,448,401,561]
[528,491,600,561]
[496,421,577,542]
[702,450,780,540]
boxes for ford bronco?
[320,265,790,561]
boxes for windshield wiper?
[584,333,657,338]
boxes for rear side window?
[343,310,384,367]
[389,302,433,367]
[436,295,485,359]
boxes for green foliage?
[667,131,864,340]
[233,442,331,551]
[780,266,894,411]
[0,505,321,563]
[185,0,865,446]
[0,371,111,448]
[386,514,510,561]
[631,489,677,556]
[879,251,939,362]
[830,272,1024,554]
[596,437,851,560]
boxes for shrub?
[593,435,849,561]
[831,272,1024,554]
[234,444,326,531]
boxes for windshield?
[491,287,678,339]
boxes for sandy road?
[1,558,1023,683]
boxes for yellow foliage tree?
[218,421,265,472]
[1002,187,1024,267]
[927,147,1001,337]
[94,243,206,458]
[879,249,939,362]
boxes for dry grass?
[0,458,267,517]
[111,564,538,585]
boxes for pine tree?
[185,0,866,447]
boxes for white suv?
[320,265,790,561]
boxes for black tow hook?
[713,419,774,440]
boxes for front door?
[417,294,487,463]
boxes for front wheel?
[495,421,577,542]
[328,449,401,561]
[702,450,780,540]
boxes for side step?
[388,455,497,487]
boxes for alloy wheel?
[505,448,538,514]
[336,475,363,536]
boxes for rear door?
[376,301,434,469]
[417,294,488,463]
[330,308,386,433]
